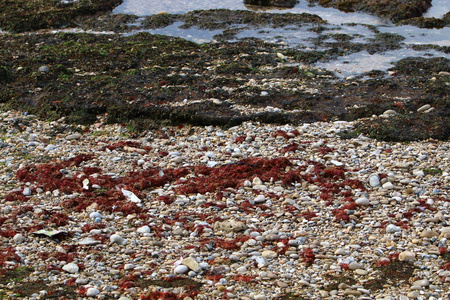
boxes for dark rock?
[244,0,298,8]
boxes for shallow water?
[114,1,450,76]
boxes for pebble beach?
[0,110,449,299]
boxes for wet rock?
[244,0,298,8]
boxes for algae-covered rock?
[244,0,298,8]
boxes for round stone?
[174,265,189,274]
[62,263,79,274]
[368,174,380,187]
[13,233,25,244]
[355,197,370,206]
[137,225,151,233]
[86,287,100,297]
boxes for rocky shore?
[0,0,449,299]
[0,110,449,299]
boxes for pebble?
[137,225,151,233]
[386,224,402,233]
[182,257,201,272]
[13,233,25,243]
[368,173,380,187]
[355,197,370,206]
[110,234,126,245]
[66,133,82,140]
[382,182,394,189]
[0,111,448,299]
[38,65,49,73]
[420,230,438,238]
[62,263,79,274]
[398,250,415,262]
[86,287,100,297]
[174,265,189,274]
[417,104,431,113]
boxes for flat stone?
[417,104,431,113]
[354,269,368,275]
[420,230,438,238]
[79,238,101,245]
[213,220,247,233]
[182,257,201,272]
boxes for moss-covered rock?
[0,0,124,32]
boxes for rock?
[86,287,100,297]
[174,265,189,274]
[244,0,298,8]
[386,224,402,233]
[262,250,277,259]
[124,263,135,270]
[355,197,370,206]
[62,263,79,274]
[420,230,438,238]
[137,225,151,233]
[237,266,247,273]
[398,251,415,262]
[22,187,32,196]
[412,278,430,287]
[265,233,280,241]
[417,104,431,113]
[254,194,266,203]
[354,269,368,275]
[348,262,363,270]
[13,233,25,243]
[368,174,380,187]
[89,212,102,220]
[213,220,247,233]
[440,227,450,238]
[382,182,394,190]
[38,65,49,73]
[382,110,397,116]
[110,233,126,245]
[182,257,201,272]
[66,133,82,140]
[79,238,101,245]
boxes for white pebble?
[174,265,189,274]
[62,263,79,274]
[86,287,100,297]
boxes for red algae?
[0,247,21,268]
[301,248,316,266]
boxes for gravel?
[0,110,449,299]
